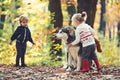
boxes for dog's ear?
[66,27,70,31]
[69,30,74,36]
[67,27,74,36]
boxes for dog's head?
[55,26,75,43]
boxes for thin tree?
[117,22,120,47]
[0,3,6,30]
[99,0,106,35]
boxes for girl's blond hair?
[72,11,87,23]
[19,15,28,22]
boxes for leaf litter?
[0,64,120,80]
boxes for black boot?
[21,64,27,67]
[21,55,27,67]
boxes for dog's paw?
[74,68,80,72]
[62,65,68,69]
[66,67,72,71]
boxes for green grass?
[97,34,120,66]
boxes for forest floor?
[0,64,120,80]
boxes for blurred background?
[0,0,120,66]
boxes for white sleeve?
[89,26,95,35]
[71,28,80,45]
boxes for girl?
[68,12,101,72]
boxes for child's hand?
[33,42,36,45]
[67,43,73,47]
[9,40,12,45]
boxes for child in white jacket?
[68,12,101,72]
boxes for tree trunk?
[0,4,6,29]
[99,0,106,36]
[117,22,120,47]
[0,15,6,29]
[48,0,63,59]
[77,0,98,28]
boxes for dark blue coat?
[11,26,34,43]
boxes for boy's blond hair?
[19,15,28,22]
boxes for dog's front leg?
[66,52,72,71]
[62,52,69,69]
[74,56,81,71]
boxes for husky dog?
[55,26,81,71]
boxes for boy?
[9,15,35,67]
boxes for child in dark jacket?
[9,15,35,67]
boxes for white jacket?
[71,22,95,47]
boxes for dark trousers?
[78,42,82,56]
[82,44,97,60]
[16,41,26,65]
[79,43,95,69]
